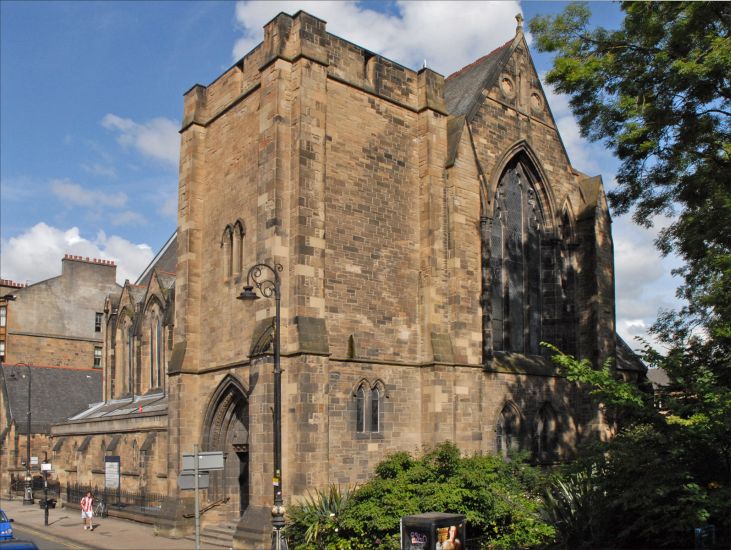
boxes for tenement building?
[0,255,115,493]
[49,11,643,547]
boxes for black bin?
[401,512,466,550]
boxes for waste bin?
[401,513,466,550]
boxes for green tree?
[530,1,731,337]
[531,5,731,545]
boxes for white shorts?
[82,510,93,519]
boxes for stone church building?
[50,11,643,547]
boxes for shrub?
[286,442,555,549]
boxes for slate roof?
[443,38,515,167]
[444,39,514,118]
[67,391,167,423]
[1,364,102,434]
[136,232,177,287]
[615,335,647,373]
[128,285,146,305]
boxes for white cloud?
[160,194,178,219]
[0,223,154,285]
[613,214,683,350]
[50,179,127,208]
[233,1,522,76]
[80,162,117,178]
[540,76,616,175]
[102,114,180,166]
[110,211,148,226]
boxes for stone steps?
[184,521,237,549]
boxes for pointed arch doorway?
[203,376,249,519]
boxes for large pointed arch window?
[490,160,544,355]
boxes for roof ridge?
[446,38,513,81]
[2,363,101,372]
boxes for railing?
[8,474,60,499]
[66,482,165,515]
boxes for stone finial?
[516,13,524,35]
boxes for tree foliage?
[530,2,731,336]
[544,347,730,548]
[532,6,731,544]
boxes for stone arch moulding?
[491,399,525,430]
[220,224,234,247]
[486,140,558,231]
[201,374,250,516]
[233,218,246,237]
[351,377,371,397]
[370,378,388,398]
[143,294,164,317]
[202,374,249,449]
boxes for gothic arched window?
[496,403,522,457]
[370,387,381,433]
[221,226,233,279]
[490,160,544,355]
[355,381,384,434]
[126,324,134,394]
[535,403,560,462]
[156,316,164,390]
[355,386,366,433]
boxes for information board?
[105,455,120,490]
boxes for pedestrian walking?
[80,491,94,531]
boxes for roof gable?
[444,28,571,171]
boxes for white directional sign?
[178,471,209,491]
[40,463,52,472]
[182,451,224,471]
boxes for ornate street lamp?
[10,363,34,505]
[237,263,287,550]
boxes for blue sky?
[0,1,681,348]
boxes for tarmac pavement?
[1,497,198,550]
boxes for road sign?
[30,456,38,465]
[40,463,52,472]
[178,471,209,490]
[182,451,224,471]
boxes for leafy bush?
[286,442,555,549]
[540,469,606,549]
[286,484,354,550]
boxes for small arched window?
[496,403,522,458]
[221,226,233,279]
[370,387,381,433]
[355,381,385,434]
[233,220,245,275]
[127,325,134,394]
[132,440,139,471]
[156,316,163,389]
[356,386,366,433]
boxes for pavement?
[1,497,198,550]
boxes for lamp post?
[12,363,34,505]
[237,263,287,550]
